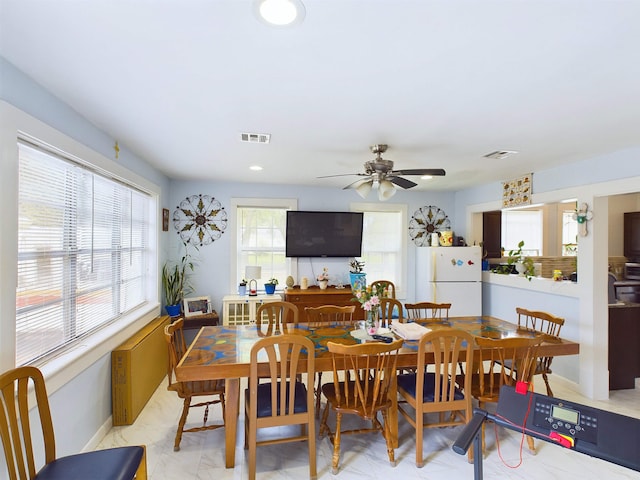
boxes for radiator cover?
[111,315,170,426]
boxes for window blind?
[16,140,150,365]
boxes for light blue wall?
[0,57,170,459]
[168,179,458,311]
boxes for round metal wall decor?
[409,205,451,246]
[173,194,227,246]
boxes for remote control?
[371,334,393,343]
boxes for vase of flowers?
[317,267,329,289]
[348,258,366,291]
[353,283,384,334]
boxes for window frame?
[0,101,160,391]
[350,202,408,298]
[229,197,298,293]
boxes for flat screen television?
[286,210,363,258]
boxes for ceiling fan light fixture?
[355,180,372,199]
[378,179,396,201]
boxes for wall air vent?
[240,132,271,144]
[484,150,518,160]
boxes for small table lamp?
[245,266,262,296]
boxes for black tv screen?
[286,211,364,258]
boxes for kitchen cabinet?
[624,212,640,262]
[608,303,640,390]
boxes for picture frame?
[183,296,211,317]
[162,208,170,231]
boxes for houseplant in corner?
[161,243,195,316]
[264,277,278,295]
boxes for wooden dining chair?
[319,338,403,475]
[244,334,316,480]
[256,300,299,335]
[305,305,356,416]
[515,307,565,396]
[404,302,452,323]
[470,335,543,455]
[0,366,147,480]
[379,297,404,327]
[165,318,225,451]
[397,328,475,467]
[370,279,396,299]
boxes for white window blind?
[236,206,288,285]
[16,140,150,365]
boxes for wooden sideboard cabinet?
[284,286,364,323]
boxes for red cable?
[493,387,535,469]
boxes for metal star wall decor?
[172,194,227,246]
[408,205,451,246]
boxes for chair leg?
[248,416,258,480]
[315,372,323,418]
[542,373,554,397]
[319,401,330,437]
[415,409,424,468]
[331,412,343,475]
[174,396,192,451]
[526,435,536,454]
[380,409,396,467]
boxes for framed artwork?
[173,194,227,246]
[183,296,212,317]
[162,208,169,231]
[502,173,532,208]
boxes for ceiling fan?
[318,144,446,200]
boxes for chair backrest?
[248,334,315,422]
[404,302,452,322]
[379,298,404,326]
[326,339,403,419]
[256,301,299,335]
[0,366,57,479]
[370,280,396,299]
[416,328,475,406]
[515,307,565,337]
[305,305,355,328]
[165,318,187,393]
[474,336,543,401]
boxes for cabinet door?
[483,210,502,258]
[624,212,640,262]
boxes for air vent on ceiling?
[484,150,518,160]
[240,132,271,144]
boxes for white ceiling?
[2,0,639,193]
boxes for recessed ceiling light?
[421,175,433,180]
[253,0,305,27]
[249,165,263,171]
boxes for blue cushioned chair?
[244,334,316,480]
[0,366,146,480]
[397,328,474,467]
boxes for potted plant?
[162,243,195,316]
[349,258,366,290]
[238,279,247,295]
[317,267,329,290]
[264,277,278,295]
[506,240,535,280]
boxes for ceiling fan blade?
[389,176,418,189]
[343,178,371,190]
[317,173,367,179]
[391,168,446,176]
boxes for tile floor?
[98,375,640,479]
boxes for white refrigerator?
[415,245,482,317]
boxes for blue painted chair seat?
[397,372,464,402]
[245,381,308,417]
[35,446,144,480]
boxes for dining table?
[175,315,580,468]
